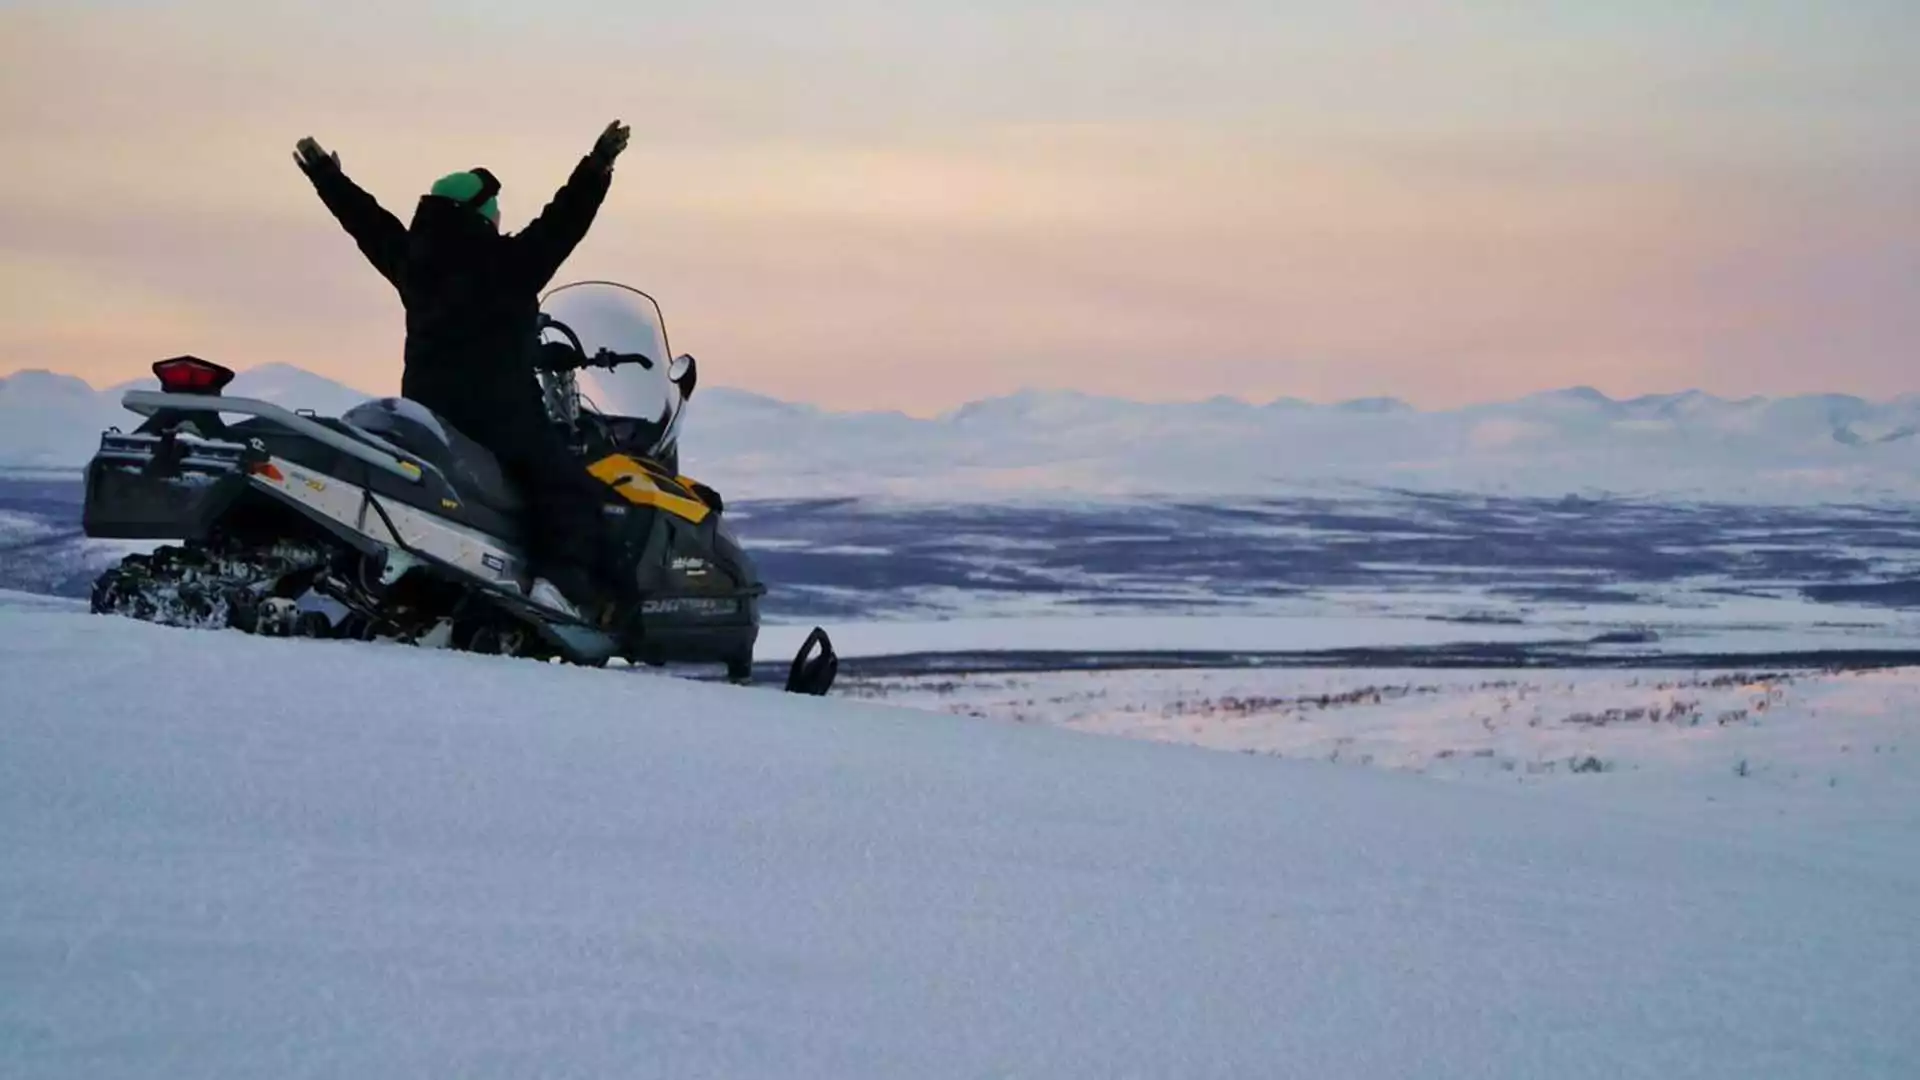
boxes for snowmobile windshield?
[537,280,687,460]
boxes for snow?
[0,371,128,471]
[0,510,61,546]
[3,599,1918,1077]
[752,613,1563,658]
[0,587,84,613]
[677,383,1920,502]
[218,362,380,420]
[845,665,1920,867]
[749,587,1920,662]
[13,365,1920,502]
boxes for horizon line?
[4,361,1917,417]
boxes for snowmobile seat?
[342,398,525,514]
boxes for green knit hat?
[429,170,500,224]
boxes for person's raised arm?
[511,120,629,290]
[293,136,407,290]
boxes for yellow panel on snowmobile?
[587,454,712,523]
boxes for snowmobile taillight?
[248,461,285,482]
[153,355,236,395]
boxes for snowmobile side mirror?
[670,354,697,398]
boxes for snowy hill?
[7,364,1920,502]
[0,370,130,472]
[0,364,379,470]
[3,595,1917,1077]
[686,383,1920,502]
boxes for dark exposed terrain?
[8,475,1920,674]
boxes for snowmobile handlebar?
[534,314,654,373]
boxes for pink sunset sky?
[3,0,1915,415]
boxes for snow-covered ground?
[756,612,1560,655]
[841,665,1920,869]
[3,594,1917,1077]
[749,595,1920,661]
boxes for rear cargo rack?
[96,430,253,474]
[120,390,430,484]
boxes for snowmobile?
[77,280,838,695]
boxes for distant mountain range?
[5,364,1919,503]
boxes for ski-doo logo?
[670,556,710,576]
[641,597,737,616]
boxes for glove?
[590,121,630,169]
[292,137,339,178]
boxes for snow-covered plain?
[748,593,1920,663]
[19,468,1920,660]
[842,665,1920,868]
[3,594,1918,1078]
[755,612,1561,656]
[11,362,1920,501]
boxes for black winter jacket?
[307,157,612,445]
